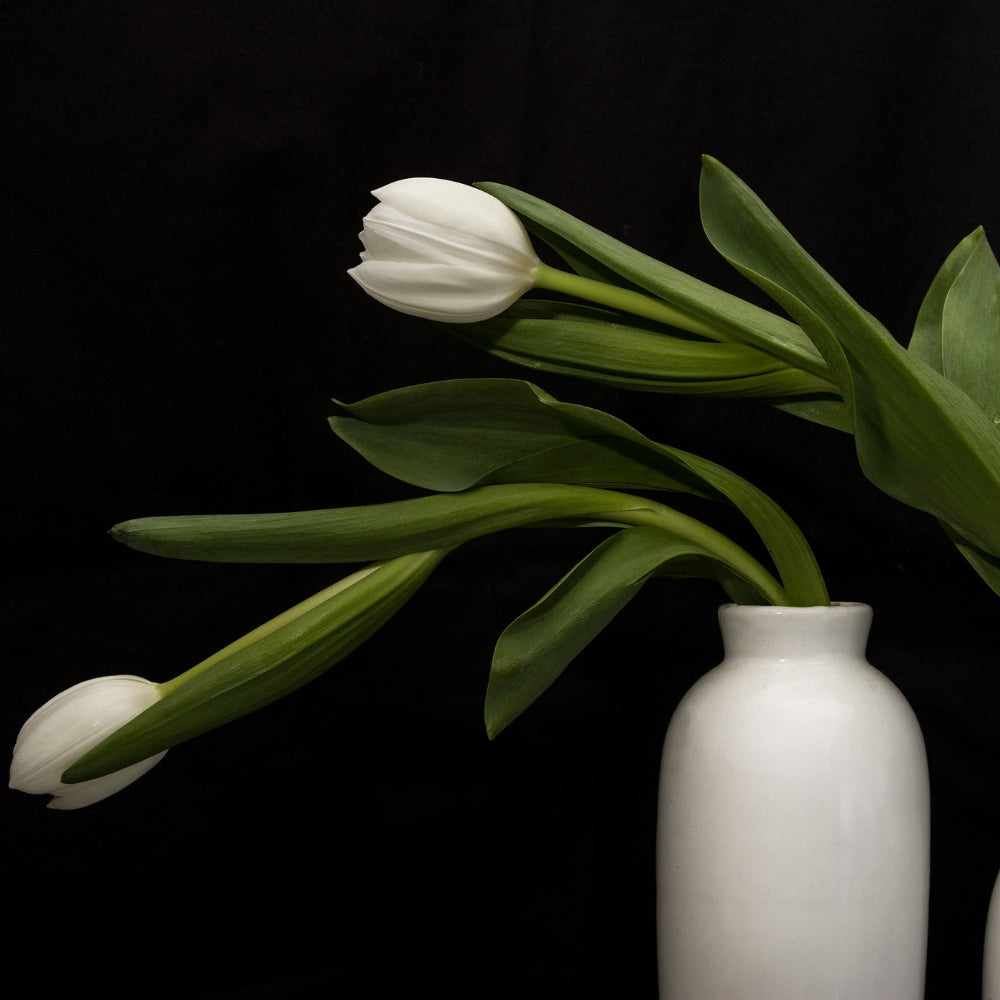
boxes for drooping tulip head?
[10,674,167,810]
[348,177,540,323]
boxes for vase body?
[656,603,929,999]
[984,868,1000,998]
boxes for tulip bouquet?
[12,157,1000,809]
[351,161,1000,597]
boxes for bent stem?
[532,262,731,342]
[606,495,790,605]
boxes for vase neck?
[719,603,872,661]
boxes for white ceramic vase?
[656,603,930,999]
[984,868,1000,998]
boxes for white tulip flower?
[10,675,167,810]
[347,177,540,322]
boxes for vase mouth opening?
[719,602,873,631]
[718,602,873,653]
[720,601,870,614]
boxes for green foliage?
[63,551,446,781]
[108,372,830,738]
[485,526,759,737]
[476,180,848,431]
[110,481,761,572]
[449,298,836,398]
[909,226,1000,593]
[53,153,1000,786]
[326,377,827,731]
[329,378,826,608]
[910,226,1000,421]
[699,156,1000,595]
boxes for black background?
[3,1,1000,996]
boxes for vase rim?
[719,601,870,614]
[717,602,874,657]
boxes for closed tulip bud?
[10,675,166,810]
[347,177,540,322]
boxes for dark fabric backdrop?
[3,1,999,996]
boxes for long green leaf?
[911,226,1000,421]
[64,550,446,781]
[485,526,764,737]
[699,155,1000,564]
[330,378,827,606]
[110,484,670,563]
[451,298,839,399]
[909,229,979,372]
[476,180,830,381]
[908,228,1000,596]
[113,478,791,605]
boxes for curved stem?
[532,262,732,342]
[531,263,837,385]
[607,494,789,605]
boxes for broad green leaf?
[451,298,840,400]
[476,180,830,381]
[330,379,828,606]
[485,526,768,737]
[909,229,979,372]
[699,155,1000,562]
[64,550,446,781]
[331,378,723,496]
[911,227,1000,422]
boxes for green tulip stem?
[608,495,789,605]
[532,262,730,342]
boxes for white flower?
[10,675,167,810]
[347,177,540,322]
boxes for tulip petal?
[372,177,534,255]
[349,177,541,322]
[360,203,537,272]
[348,260,533,323]
[10,674,166,808]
